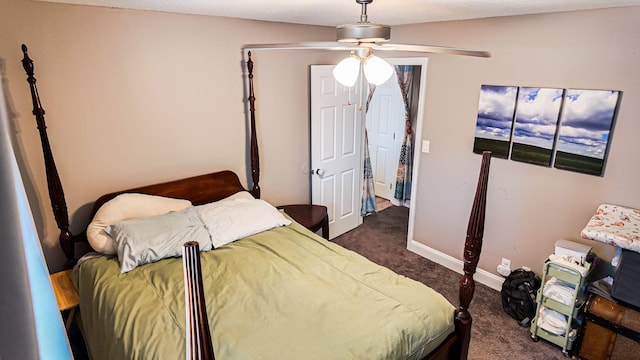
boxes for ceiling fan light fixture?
[332,53,361,87]
[363,54,394,85]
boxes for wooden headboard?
[90,171,246,217]
[20,45,261,268]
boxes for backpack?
[501,268,541,326]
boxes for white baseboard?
[407,239,504,292]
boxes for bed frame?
[21,44,491,360]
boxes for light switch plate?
[421,140,430,153]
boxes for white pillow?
[195,195,291,248]
[86,193,192,254]
[105,207,212,273]
[220,191,256,201]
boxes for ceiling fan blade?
[243,42,361,51]
[243,41,490,58]
[371,43,491,58]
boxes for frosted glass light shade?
[332,55,360,87]
[363,55,394,85]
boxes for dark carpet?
[333,205,566,360]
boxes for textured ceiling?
[38,0,640,26]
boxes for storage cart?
[530,259,592,356]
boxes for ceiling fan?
[243,0,491,57]
[243,0,490,86]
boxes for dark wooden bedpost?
[247,51,261,199]
[453,151,491,360]
[21,44,76,268]
[183,242,215,360]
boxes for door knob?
[311,168,326,176]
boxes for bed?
[21,45,492,360]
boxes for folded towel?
[543,277,576,306]
[537,307,568,335]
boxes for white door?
[365,75,405,200]
[310,65,363,239]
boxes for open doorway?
[363,58,428,218]
[309,58,427,239]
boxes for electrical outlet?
[497,258,512,277]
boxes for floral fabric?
[393,65,414,206]
[361,84,377,216]
[581,204,640,253]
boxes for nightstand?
[50,269,79,331]
[280,204,329,240]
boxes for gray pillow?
[105,206,212,273]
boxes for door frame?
[362,57,428,241]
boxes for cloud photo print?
[474,85,621,176]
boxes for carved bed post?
[454,151,491,360]
[21,44,76,268]
[183,242,215,360]
[247,51,261,199]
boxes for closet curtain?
[361,83,377,216]
[393,65,415,207]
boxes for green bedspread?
[73,218,454,360]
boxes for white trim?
[407,239,505,292]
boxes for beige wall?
[0,0,338,271]
[393,8,640,277]
[2,0,639,278]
